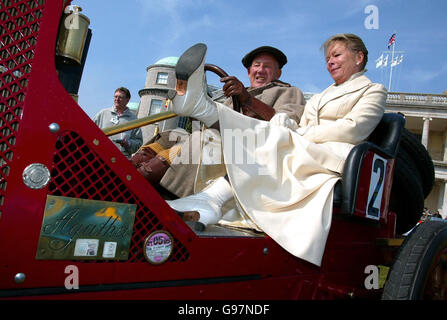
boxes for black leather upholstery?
[365,112,406,158]
[333,113,406,215]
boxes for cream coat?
[216,73,386,266]
[297,73,387,172]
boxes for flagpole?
[376,33,403,89]
[388,32,397,91]
[388,41,395,91]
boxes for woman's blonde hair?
[321,33,369,70]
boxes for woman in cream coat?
[167,34,387,266]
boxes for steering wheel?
[204,64,241,113]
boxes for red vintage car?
[0,0,445,301]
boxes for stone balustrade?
[386,92,447,106]
[304,92,447,107]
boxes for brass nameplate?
[36,195,136,260]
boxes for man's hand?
[220,76,251,105]
[220,75,275,121]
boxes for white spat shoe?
[167,43,219,127]
[167,177,233,227]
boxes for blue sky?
[73,0,447,118]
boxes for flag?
[375,53,383,68]
[383,54,388,67]
[388,33,396,49]
[390,54,404,68]
[391,57,398,67]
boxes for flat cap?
[242,46,287,69]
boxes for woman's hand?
[269,113,298,130]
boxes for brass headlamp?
[56,5,90,65]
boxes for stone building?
[137,56,219,142]
[386,92,447,218]
[137,56,188,143]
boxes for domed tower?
[137,56,188,143]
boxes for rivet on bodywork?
[49,123,60,133]
[14,273,25,284]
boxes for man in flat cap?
[220,45,304,123]
[131,45,305,202]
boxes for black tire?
[382,220,447,300]
[390,148,425,234]
[399,128,435,198]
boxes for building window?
[149,99,163,115]
[156,72,169,85]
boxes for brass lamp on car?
[56,5,90,65]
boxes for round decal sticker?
[144,231,173,264]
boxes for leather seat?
[333,113,406,216]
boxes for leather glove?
[220,76,251,105]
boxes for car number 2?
[366,154,386,220]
